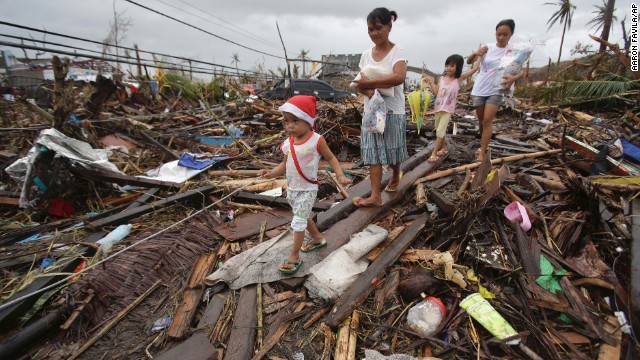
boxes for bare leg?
[478,104,499,161]
[358,164,383,206]
[390,163,401,184]
[475,105,485,139]
[431,137,444,158]
[281,231,304,269]
[302,219,324,250]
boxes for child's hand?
[475,45,488,57]
[258,169,271,178]
[337,175,352,186]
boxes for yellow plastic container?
[460,293,520,345]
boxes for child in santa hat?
[259,95,351,274]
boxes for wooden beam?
[223,285,258,360]
[86,185,214,229]
[325,215,427,327]
[70,167,181,190]
[428,189,455,215]
[168,254,217,338]
[564,136,639,176]
[232,191,330,212]
[316,145,433,231]
[140,131,180,160]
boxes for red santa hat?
[278,95,316,128]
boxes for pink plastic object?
[504,201,531,231]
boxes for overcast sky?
[1,0,635,81]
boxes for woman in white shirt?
[467,19,523,162]
[352,7,408,207]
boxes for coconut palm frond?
[541,79,640,102]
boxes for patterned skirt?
[361,113,409,165]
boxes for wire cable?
[124,0,284,59]
[153,0,282,50]
[0,20,256,73]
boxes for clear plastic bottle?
[96,224,132,253]
[406,296,446,337]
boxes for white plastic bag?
[362,90,386,134]
[350,65,394,97]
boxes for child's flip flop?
[428,155,440,163]
[301,238,327,253]
[436,149,448,157]
[278,259,303,275]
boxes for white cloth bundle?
[350,65,394,97]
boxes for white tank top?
[281,132,322,191]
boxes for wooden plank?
[316,145,432,231]
[168,254,217,338]
[69,167,181,189]
[597,316,622,360]
[428,189,455,215]
[124,188,160,210]
[325,215,427,327]
[0,197,19,206]
[223,285,258,360]
[233,191,330,212]
[212,208,292,242]
[86,185,214,229]
[140,131,180,160]
[564,136,639,176]
[197,292,228,330]
[155,333,218,360]
[495,135,535,148]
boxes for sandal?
[278,259,303,274]
[301,238,327,253]
[352,196,383,207]
[428,155,440,163]
[384,171,403,192]
[436,149,448,157]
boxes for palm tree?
[545,0,576,65]
[231,53,240,80]
[587,0,617,52]
[297,49,310,77]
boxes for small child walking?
[423,54,480,163]
[259,95,351,275]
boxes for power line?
[0,39,256,77]
[124,0,284,59]
[152,0,282,50]
[0,21,257,74]
[0,33,250,76]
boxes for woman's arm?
[502,70,525,90]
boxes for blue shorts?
[472,95,503,107]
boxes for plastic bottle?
[96,224,132,253]
[406,296,446,337]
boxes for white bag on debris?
[350,65,394,97]
[304,224,388,301]
[362,90,386,134]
